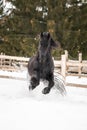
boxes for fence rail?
[0,51,87,79]
[53,51,87,78]
[0,54,29,71]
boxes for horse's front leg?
[29,72,40,90]
[42,73,54,94]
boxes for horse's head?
[38,32,57,59]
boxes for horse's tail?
[54,72,66,96]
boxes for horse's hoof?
[42,87,50,94]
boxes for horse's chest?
[39,62,51,78]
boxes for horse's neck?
[38,53,52,64]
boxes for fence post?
[78,53,82,78]
[61,54,66,79]
[9,59,12,67]
[65,50,68,61]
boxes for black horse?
[28,32,57,94]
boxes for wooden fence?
[61,50,87,78]
[0,53,29,71]
[0,51,87,79]
[56,50,87,88]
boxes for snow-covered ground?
[0,70,87,130]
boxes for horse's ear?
[40,32,43,38]
[51,38,58,48]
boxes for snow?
[2,0,15,16]
[0,70,27,79]
[0,70,87,130]
[66,76,87,85]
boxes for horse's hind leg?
[42,73,54,94]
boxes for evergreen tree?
[0,0,4,43]
[63,0,87,59]
[0,0,87,59]
[0,0,47,56]
[79,3,87,59]
[47,0,87,58]
[47,0,68,57]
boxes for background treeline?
[0,0,87,59]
